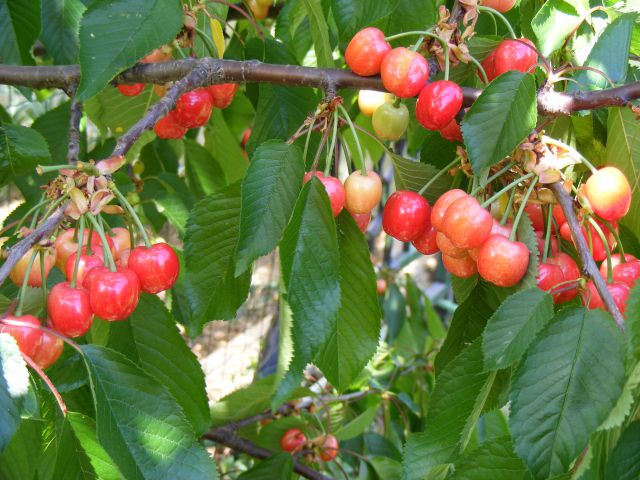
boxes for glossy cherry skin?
[523,203,545,231]
[481,0,517,12]
[480,49,498,82]
[32,325,64,369]
[382,191,431,242]
[469,220,512,261]
[494,38,538,77]
[380,48,429,98]
[442,196,493,249]
[372,102,409,141]
[303,170,324,183]
[358,90,392,116]
[10,248,56,288]
[117,83,145,96]
[436,232,467,259]
[583,167,632,222]
[55,229,115,270]
[561,221,616,262]
[0,315,42,358]
[89,267,140,321]
[477,235,530,287]
[128,243,180,294]
[552,204,567,227]
[442,253,478,278]
[65,250,104,286]
[548,252,581,303]
[110,227,131,260]
[612,260,640,288]
[416,81,463,131]
[537,262,565,302]
[440,119,463,142]
[583,281,629,314]
[535,230,558,257]
[412,225,439,255]
[280,428,307,452]
[431,189,467,231]
[599,253,636,278]
[345,28,392,76]
[344,171,382,214]
[320,176,346,217]
[351,212,371,233]
[48,282,94,338]
[154,111,187,139]
[208,83,238,109]
[376,278,387,295]
[319,434,339,462]
[174,88,213,128]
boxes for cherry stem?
[338,104,366,175]
[597,216,626,263]
[471,161,517,197]
[509,178,538,242]
[422,32,450,81]
[543,205,553,263]
[418,157,460,195]
[39,192,70,225]
[480,172,535,208]
[194,27,219,58]
[501,187,517,226]
[29,204,42,229]
[112,186,151,248]
[548,278,581,295]
[0,318,83,354]
[468,55,488,84]
[22,352,67,415]
[15,248,39,317]
[85,220,94,256]
[14,196,47,234]
[411,35,425,53]
[587,216,613,284]
[339,132,352,174]
[70,215,85,289]
[553,65,614,88]
[303,111,320,162]
[541,135,598,174]
[39,252,47,319]
[324,111,339,177]
[477,6,517,39]
[36,164,79,174]
[87,215,116,272]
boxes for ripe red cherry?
[440,119,463,142]
[174,88,213,128]
[523,203,545,231]
[344,171,382,214]
[583,281,629,314]
[208,83,238,109]
[561,221,616,262]
[469,220,512,261]
[535,231,558,257]
[280,428,307,452]
[320,176,346,217]
[477,235,530,287]
[10,248,56,288]
[600,253,636,278]
[548,252,581,302]
[303,171,324,183]
[117,83,145,96]
[65,250,104,286]
[128,243,180,294]
[552,204,567,227]
[345,28,392,76]
[89,267,140,321]
[0,315,42,358]
[48,282,94,338]
[110,227,131,260]
[372,103,409,141]
[412,225,439,255]
[436,232,467,259]
[241,128,251,148]
[382,191,431,242]
[380,48,428,98]
[612,260,640,288]
[480,50,498,82]
[55,229,115,270]
[494,38,538,77]
[319,434,339,462]
[431,189,467,231]
[32,325,64,369]
[351,212,371,233]
[583,167,632,222]
[416,80,463,131]
[376,278,387,295]
[441,196,493,249]
[537,262,565,302]
[481,0,517,12]
[154,111,187,139]
[442,254,478,278]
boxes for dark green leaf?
[0,419,42,479]
[237,453,293,480]
[210,377,275,428]
[0,0,40,65]
[627,282,640,361]
[383,283,406,343]
[302,0,334,67]
[391,154,452,204]
[531,0,581,56]
[604,421,640,480]
[40,0,85,64]
[31,101,71,165]
[331,0,398,42]
[0,334,30,453]
[334,403,380,440]
[451,435,527,480]
[184,139,227,195]
[0,123,51,186]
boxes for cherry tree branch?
[65,85,82,165]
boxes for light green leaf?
[0,123,51,186]
[598,361,640,431]
[603,421,640,480]
[0,0,40,65]
[451,435,527,480]
[370,457,402,480]
[152,192,189,238]
[40,0,85,64]
[531,0,581,56]
[204,106,249,184]
[302,0,334,67]
[236,141,305,275]
[210,377,275,428]
[237,453,293,480]
[335,403,380,440]
[391,154,452,204]
[0,334,30,453]
[462,72,537,174]
[184,139,227,196]
[0,419,42,479]
[509,308,626,479]
[85,84,154,137]
[67,413,121,479]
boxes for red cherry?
[583,167,632,222]
[534,230,558,257]
[552,204,567,227]
[344,171,382,214]
[382,191,431,242]
[319,434,339,462]
[89,267,141,321]
[48,282,94,338]
[380,48,428,98]
[65,250,104,286]
[431,189,467,231]
[523,203,545,231]
[412,225,439,255]
[320,176,346,217]
[128,243,180,294]
[561,221,616,262]
[601,253,638,278]
[174,88,213,128]
[416,80,463,131]
[440,119,463,142]
[480,50,498,82]
[442,253,478,278]
[32,325,64,369]
[241,128,251,148]
[154,111,187,139]
[436,232,467,259]
[208,83,238,109]
[303,170,324,183]
[481,0,517,12]
[280,428,307,452]
[116,248,131,268]
[441,196,493,249]
[351,212,371,233]
[55,229,115,270]
[117,83,145,96]
[0,315,42,358]
[469,220,512,260]
[583,281,629,314]
[612,260,640,288]
[494,38,538,77]
[376,278,387,295]
[537,262,565,302]
[548,252,581,303]
[477,235,530,287]
[110,227,131,260]
[10,248,56,288]
[345,28,392,76]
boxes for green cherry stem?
[597,216,626,263]
[587,216,613,284]
[39,252,47,319]
[15,248,39,317]
[70,215,85,289]
[480,172,535,208]
[40,192,70,225]
[303,111,320,162]
[325,111,339,177]
[471,162,517,197]
[338,104,366,175]
[477,6,517,39]
[14,196,47,233]
[87,215,116,272]
[469,54,489,84]
[112,186,151,248]
[509,178,538,242]
[29,204,43,229]
[418,157,460,195]
[194,26,219,58]
[543,205,553,263]
[501,187,517,226]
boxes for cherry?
[154,111,187,139]
[32,325,64,369]
[436,232,467,259]
[583,281,629,314]
[382,191,431,242]
[431,189,467,231]
[48,282,94,338]
[601,253,638,278]
[117,83,145,96]
[552,204,567,227]
[534,230,558,257]
[351,212,371,233]
[480,0,517,12]
[247,0,269,19]
[358,90,392,116]
[320,177,345,217]
[612,260,640,288]
[65,250,104,286]
[583,167,632,222]
[208,83,238,109]
[440,119,463,142]
[537,262,565,302]
[523,203,545,231]
[0,315,42,358]
[548,252,581,303]
[280,428,307,452]
[110,227,131,260]
[480,50,498,82]
[55,228,115,270]
[174,88,213,129]
[442,253,478,278]
[303,170,323,183]
[561,221,616,262]
[380,48,428,98]
[241,128,251,148]
[318,434,339,462]
[372,102,409,141]
[89,267,140,321]
[345,28,392,77]
[493,38,538,77]
[141,48,173,64]
[477,235,530,287]
[412,225,439,255]
[376,278,387,295]
[10,248,55,288]
[415,80,463,131]
[128,243,180,294]
[469,220,512,261]
[441,196,493,249]
[344,171,382,214]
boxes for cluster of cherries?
[1,226,180,369]
[280,428,339,463]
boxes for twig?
[66,85,82,165]
[22,352,67,415]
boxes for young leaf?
[237,453,294,480]
[391,154,452,204]
[236,141,305,275]
[461,72,537,174]
[509,307,626,479]
[302,0,334,67]
[0,334,30,453]
[0,0,40,65]
[0,124,51,186]
[603,421,640,480]
[531,0,581,56]
[82,345,218,480]
[598,361,640,431]
[334,403,381,440]
[451,435,527,480]
[40,0,86,65]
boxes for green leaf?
[334,403,380,440]
[451,435,527,480]
[627,282,640,361]
[604,421,640,480]
[314,211,381,391]
[77,0,182,98]
[509,307,626,479]
[0,334,30,453]
[331,0,399,42]
[67,413,120,479]
[82,345,218,480]
[384,0,439,40]
[31,102,72,165]
[237,453,293,480]
[40,0,85,64]
[302,0,334,67]
[203,110,248,185]
[531,0,581,56]
[236,141,305,275]
[185,182,251,324]
[461,72,537,174]
[391,154,452,204]
[85,85,155,137]
[184,139,227,196]
[0,0,40,65]
[0,123,51,186]
[0,419,42,479]
[152,192,190,238]
[274,178,341,403]
[369,457,402,480]
[482,288,554,371]
[210,377,275,428]
[403,340,496,480]
[598,361,640,431]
